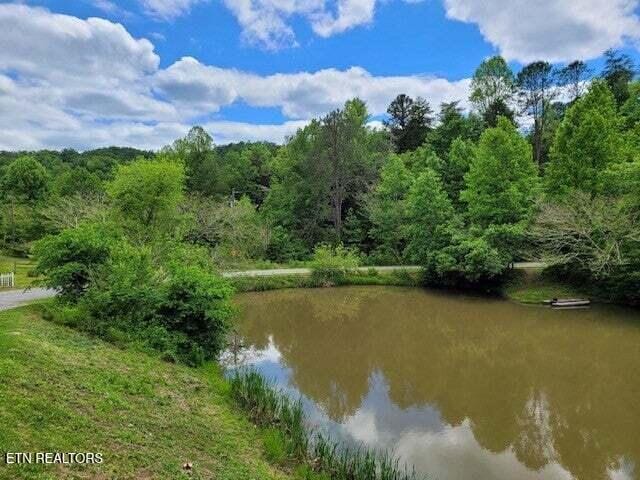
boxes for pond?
[225,286,640,480]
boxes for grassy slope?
[0,304,291,480]
[503,268,588,304]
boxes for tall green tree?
[405,169,457,266]
[517,61,558,168]
[470,55,515,127]
[385,94,434,153]
[265,99,388,248]
[1,156,49,202]
[367,155,412,262]
[52,167,102,197]
[545,80,625,197]
[602,49,636,105]
[442,138,476,209]
[0,156,50,252]
[107,158,185,240]
[427,102,484,159]
[557,60,591,103]
[461,117,538,228]
[168,126,221,196]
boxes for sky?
[1,0,639,151]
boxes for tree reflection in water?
[229,286,640,480]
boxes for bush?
[77,242,234,365]
[33,223,117,301]
[158,261,234,361]
[310,244,360,285]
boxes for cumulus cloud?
[0,4,158,84]
[444,0,640,62]
[221,0,419,49]
[154,57,471,118]
[0,4,468,151]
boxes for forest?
[1,50,639,362]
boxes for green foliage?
[52,167,102,197]
[159,257,234,359]
[76,242,235,365]
[426,101,484,159]
[168,126,221,196]
[186,195,271,266]
[602,49,635,105]
[533,191,640,305]
[263,99,390,249]
[405,169,457,267]
[442,138,476,209]
[405,159,513,286]
[546,81,625,197]
[516,61,558,167]
[366,155,411,263]
[435,232,507,284]
[384,94,433,153]
[33,223,117,301]
[470,55,515,126]
[107,157,185,238]
[403,145,443,174]
[1,156,49,202]
[462,117,538,228]
[263,428,288,465]
[310,244,360,284]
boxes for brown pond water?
[227,286,640,480]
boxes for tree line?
[2,49,639,312]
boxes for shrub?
[310,244,360,285]
[79,242,234,365]
[33,223,117,301]
[158,261,234,362]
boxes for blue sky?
[0,0,639,150]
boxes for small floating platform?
[543,298,591,308]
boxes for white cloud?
[203,120,309,144]
[312,0,376,37]
[221,0,419,49]
[444,0,640,62]
[0,4,469,151]
[139,0,203,19]
[0,4,158,83]
[154,57,471,119]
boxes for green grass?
[503,269,588,304]
[0,304,291,480]
[230,270,422,293]
[0,255,38,289]
[230,370,420,480]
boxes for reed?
[229,369,421,480]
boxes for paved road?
[512,262,547,269]
[222,263,545,278]
[0,288,56,311]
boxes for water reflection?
[227,287,640,480]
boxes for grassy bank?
[229,270,422,293]
[0,304,291,480]
[503,268,588,304]
[230,370,419,480]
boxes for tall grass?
[229,369,421,480]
